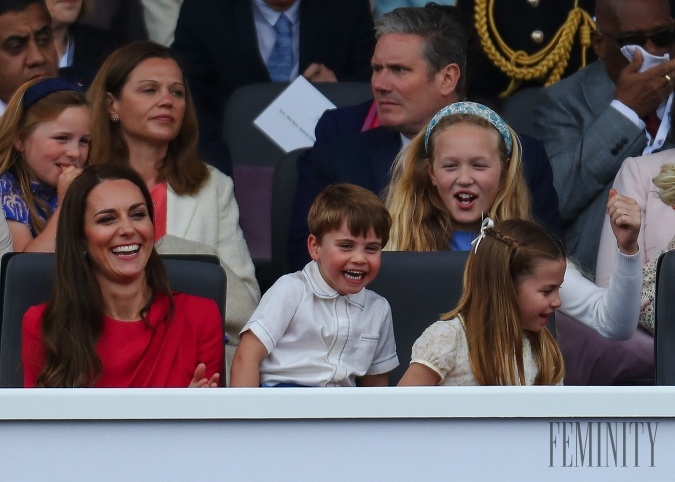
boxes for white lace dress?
[410,315,543,386]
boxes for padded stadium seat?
[0,253,226,387]
[655,250,675,385]
[367,251,469,385]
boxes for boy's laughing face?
[307,221,383,295]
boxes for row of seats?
[2,249,674,387]
[0,250,496,387]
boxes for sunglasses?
[601,27,675,48]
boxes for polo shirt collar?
[303,261,367,308]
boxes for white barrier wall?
[1,386,674,481]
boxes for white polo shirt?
[242,261,399,387]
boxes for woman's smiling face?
[83,179,154,287]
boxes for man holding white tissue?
[535,0,675,276]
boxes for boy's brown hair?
[307,183,392,246]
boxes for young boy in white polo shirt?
[231,183,398,387]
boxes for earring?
[111,116,119,123]
[82,250,87,257]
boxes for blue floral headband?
[23,77,83,109]
[424,101,513,157]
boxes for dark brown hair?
[37,164,173,387]
[87,40,208,195]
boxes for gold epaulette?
[474,0,596,97]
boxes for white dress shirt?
[242,261,399,386]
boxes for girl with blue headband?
[0,77,89,252]
[386,101,646,385]
[386,101,530,251]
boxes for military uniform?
[457,0,596,104]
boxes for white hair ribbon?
[470,217,494,254]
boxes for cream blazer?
[166,165,260,302]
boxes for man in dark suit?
[171,0,375,176]
[289,5,562,270]
[0,0,58,115]
[48,0,128,89]
[535,0,675,276]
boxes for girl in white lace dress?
[398,219,566,386]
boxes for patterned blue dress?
[0,171,57,237]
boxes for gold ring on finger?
[666,73,672,85]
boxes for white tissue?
[621,45,670,73]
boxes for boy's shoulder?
[361,287,391,311]
[265,269,309,296]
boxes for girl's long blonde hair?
[444,219,565,385]
[385,114,531,251]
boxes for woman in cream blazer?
[87,41,260,366]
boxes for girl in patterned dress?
[0,77,89,251]
[398,219,566,386]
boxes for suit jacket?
[79,0,148,41]
[166,165,260,302]
[534,60,663,276]
[595,149,675,287]
[289,108,562,270]
[60,23,127,89]
[172,0,375,172]
[314,100,372,146]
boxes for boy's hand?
[606,188,640,255]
